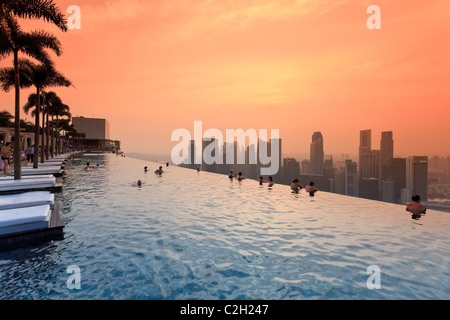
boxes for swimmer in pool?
[137,180,142,186]
[291,179,303,193]
[406,194,426,214]
[257,176,264,185]
[144,166,148,173]
[85,162,94,170]
[237,172,246,182]
[305,181,319,197]
[155,166,164,174]
[267,177,274,188]
[228,170,235,179]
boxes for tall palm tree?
[0,17,63,178]
[47,93,70,157]
[7,59,71,167]
[0,1,66,179]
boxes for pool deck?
[0,200,65,252]
[0,152,80,251]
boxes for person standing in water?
[305,182,319,197]
[291,179,303,193]
[257,176,265,185]
[406,194,427,214]
[155,166,164,174]
[237,172,246,182]
[267,177,274,188]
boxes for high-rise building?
[301,159,310,175]
[360,150,380,179]
[406,156,428,201]
[323,157,334,192]
[334,167,345,195]
[281,158,300,185]
[310,132,324,175]
[380,131,394,167]
[360,178,379,200]
[381,180,396,203]
[345,160,358,196]
[382,158,406,204]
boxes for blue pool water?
[0,154,449,299]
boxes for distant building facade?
[72,116,119,151]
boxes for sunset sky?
[1,0,449,157]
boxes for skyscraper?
[310,132,324,175]
[382,158,406,203]
[359,129,372,178]
[406,156,428,201]
[345,159,358,196]
[360,150,380,179]
[380,131,394,167]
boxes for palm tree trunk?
[45,106,49,160]
[33,87,40,168]
[56,116,59,155]
[13,50,21,180]
[51,115,54,158]
[41,99,45,163]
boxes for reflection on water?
[0,154,449,300]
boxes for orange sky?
[1,0,449,157]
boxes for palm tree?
[0,18,64,178]
[11,59,71,167]
[0,0,67,31]
[0,1,66,178]
[47,94,70,156]
[0,109,13,127]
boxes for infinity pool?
[0,154,449,299]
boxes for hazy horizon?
[1,0,449,157]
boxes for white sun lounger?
[0,175,54,181]
[0,177,56,192]
[0,192,55,210]
[0,204,52,235]
[12,167,62,176]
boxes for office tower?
[406,156,428,201]
[310,132,324,175]
[282,158,300,185]
[360,178,379,200]
[323,157,334,192]
[382,158,406,203]
[380,131,394,166]
[345,160,358,196]
[381,180,396,203]
[359,129,372,166]
[360,150,380,179]
[301,159,310,175]
[334,167,345,195]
